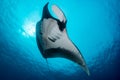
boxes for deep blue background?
[0,0,120,80]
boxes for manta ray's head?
[42,2,67,31]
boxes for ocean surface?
[0,0,120,80]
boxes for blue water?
[0,0,120,80]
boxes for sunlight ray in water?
[22,20,36,37]
[20,12,40,38]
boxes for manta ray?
[36,2,90,75]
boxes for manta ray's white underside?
[36,2,90,75]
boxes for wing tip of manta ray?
[83,65,90,76]
[86,67,90,76]
[45,2,49,6]
[42,2,52,19]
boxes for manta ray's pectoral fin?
[54,37,90,75]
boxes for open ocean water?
[0,0,120,80]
